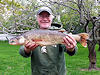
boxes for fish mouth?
[9,40,17,45]
[6,37,16,45]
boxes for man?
[19,7,77,75]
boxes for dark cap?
[37,7,53,15]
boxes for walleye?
[9,29,89,47]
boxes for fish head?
[9,36,26,45]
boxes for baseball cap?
[37,7,53,15]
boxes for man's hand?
[24,41,39,54]
[63,34,77,51]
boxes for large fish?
[9,29,89,47]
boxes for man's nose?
[42,17,48,20]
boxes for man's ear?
[51,15,55,19]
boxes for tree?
[0,0,40,34]
[45,0,100,70]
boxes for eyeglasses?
[38,15,50,18]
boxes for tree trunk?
[98,30,100,51]
[98,41,100,51]
[87,39,97,70]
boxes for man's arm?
[19,42,38,58]
[63,34,77,56]
[65,46,78,56]
[19,45,32,58]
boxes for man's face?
[37,11,53,29]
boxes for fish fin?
[58,29,66,33]
[79,33,89,47]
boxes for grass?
[0,41,100,75]
[65,43,100,75]
[0,41,31,75]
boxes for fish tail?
[78,33,89,47]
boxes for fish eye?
[10,40,15,43]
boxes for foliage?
[0,0,99,34]
[0,0,39,34]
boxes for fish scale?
[9,29,89,47]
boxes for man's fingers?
[67,34,76,42]
[63,35,77,50]
[25,42,36,49]
[65,35,77,46]
[63,37,70,46]
[65,36,73,44]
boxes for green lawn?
[0,41,31,75]
[0,41,100,75]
